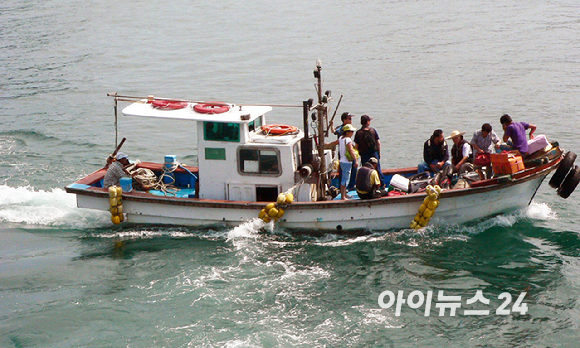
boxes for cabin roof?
[122,100,272,123]
[249,131,304,145]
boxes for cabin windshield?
[204,122,240,142]
[248,116,263,133]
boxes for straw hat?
[445,130,465,140]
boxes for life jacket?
[451,139,473,165]
[424,137,449,164]
[356,164,374,193]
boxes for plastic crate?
[491,153,525,174]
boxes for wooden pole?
[325,94,343,137]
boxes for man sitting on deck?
[418,129,451,174]
[447,130,474,175]
[471,123,501,179]
[500,114,537,156]
[103,152,132,188]
[355,158,386,199]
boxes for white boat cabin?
[122,99,320,202]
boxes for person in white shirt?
[338,124,359,200]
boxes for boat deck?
[67,145,563,206]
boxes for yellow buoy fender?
[277,193,287,204]
[265,203,276,211]
[411,185,441,229]
[414,213,422,223]
[108,186,118,198]
[111,214,121,225]
[259,209,267,219]
[277,208,285,218]
[428,200,439,210]
[285,192,294,204]
[268,208,279,217]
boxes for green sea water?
[2,0,580,346]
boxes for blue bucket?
[163,155,177,184]
[120,177,133,192]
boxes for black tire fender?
[558,165,580,199]
[549,151,576,188]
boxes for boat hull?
[68,157,558,232]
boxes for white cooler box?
[527,134,549,154]
[390,174,410,192]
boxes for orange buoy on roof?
[194,102,230,114]
[151,99,188,110]
[261,124,299,135]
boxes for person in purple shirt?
[500,114,537,154]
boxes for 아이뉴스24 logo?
[378,290,528,317]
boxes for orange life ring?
[151,99,188,110]
[194,102,230,114]
[261,124,299,135]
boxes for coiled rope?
[130,162,186,196]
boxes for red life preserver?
[151,99,188,110]
[261,124,299,135]
[194,102,230,114]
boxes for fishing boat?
[65,62,578,232]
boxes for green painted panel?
[205,148,226,160]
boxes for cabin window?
[238,147,281,176]
[248,116,263,133]
[204,122,240,142]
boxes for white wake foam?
[526,201,557,220]
[0,185,109,228]
[226,218,268,242]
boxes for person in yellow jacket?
[355,157,384,199]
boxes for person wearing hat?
[338,124,359,200]
[447,130,474,175]
[329,112,357,190]
[331,112,354,138]
[354,115,385,185]
[355,157,385,199]
[103,152,132,188]
[418,129,450,174]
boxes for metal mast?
[313,59,328,200]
